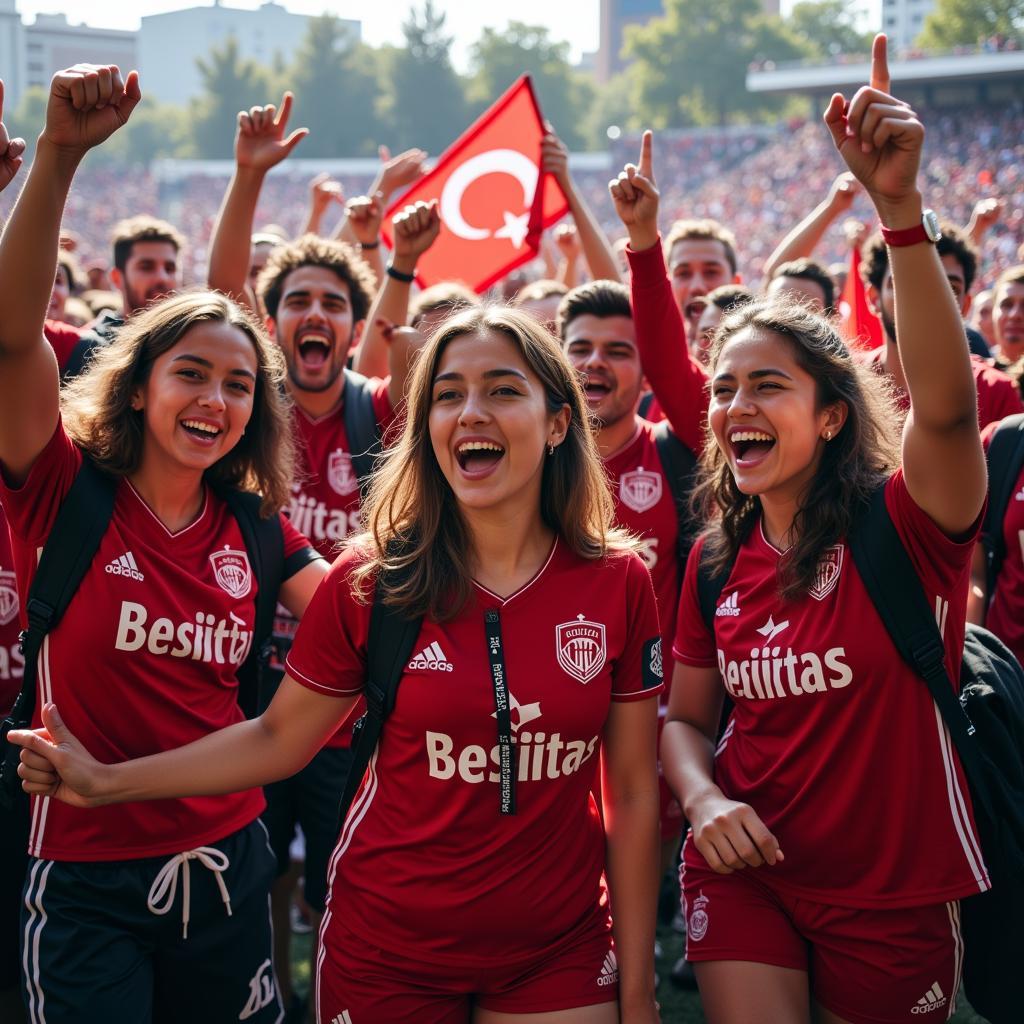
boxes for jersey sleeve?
[627,240,709,457]
[284,547,371,698]
[672,536,718,668]
[884,470,981,605]
[611,552,665,702]
[0,419,81,546]
[279,513,323,579]
[43,320,83,372]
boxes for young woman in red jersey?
[655,37,988,1024]
[0,66,326,1024]
[12,295,666,1022]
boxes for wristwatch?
[880,209,942,247]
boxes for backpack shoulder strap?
[0,456,116,804]
[652,420,698,571]
[847,484,991,811]
[217,488,284,719]
[638,391,655,420]
[335,574,423,836]
[983,413,1024,600]
[342,369,384,489]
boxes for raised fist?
[391,200,441,265]
[828,172,861,211]
[309,172,344,214]
[0,80,25,192]
[553,223,581,261]
[345,193,383,247]
[42,64,141,155]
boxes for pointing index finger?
[870,34,890,95]
[0,79,5,122]
[275,91,293,129]
[638,129,653,181]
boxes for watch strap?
[879,222,930,247]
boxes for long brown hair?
[694,299,901,600]
[61,289,296,515]
[351,306,634,619]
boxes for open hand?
[42,64,141,155]
[824,35,923,218]
[235,92,308,172]
[373,144,428,200]
[9,703,108,809]
[0,81,25,192]
[609,129,660,251]
[309,171,344,214]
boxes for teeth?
[299,335,330,348]
[731,431,774,443]
[457,441,504,454]
[182,420,220,435]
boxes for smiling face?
[429,330,569,517]
[669,238,737,331]
[132,320,258,475]
[563,313,642,429]
[710,327,844,503]
[268,264,356,396]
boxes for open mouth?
[583,379,612,402]
[730,429,776,464]
[685,297,708,321]
[181,418,222,443]
[297,332,332,369]
[455,440,506,475]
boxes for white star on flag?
[493,210,531,249]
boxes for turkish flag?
[838,245,883,351]
[381,76,568,293]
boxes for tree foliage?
[626,0,808,126]
[918,0,1024,49]
[467,22,594,150]
[380,1,467,154]
[788,1,874,57]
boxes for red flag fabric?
[838,245,883,351]
[380,76,568,293]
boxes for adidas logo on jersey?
[911,982,947,1014]
[105,551,144,582]
[331,1013,353,1024]
[596,949,618,987]
[408,641,453,672]
[715,591,741,617]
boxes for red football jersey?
[43,319,83,372]
[982,421,1024,664]
[275,381,394,747]
[862,347,1023,429]
[0,508,22,715]
[605,421,688,703]
[0,422,313,861]
[673,472,989,908]
[286,541,663,966]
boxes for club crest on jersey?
[619,468,662,514]
[327,448,359,496]
[809,544,844,601]
[556,614,607,685]
[688,891,709,942]
[209,547,252,599]
[0,570,18,626]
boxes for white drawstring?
[146,847,233,940]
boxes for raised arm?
[552,223,582,288]
[302,171,344,238]
[207,93,307,306]
[542,131,621,284]
[0,65,139,483]
[825,34,985,534]
[761,172,861,280]
[343,192,385,290]
[611,131,709,454]
[0,82,25,197]
[965,197,1002,249]
[354,199,441,401]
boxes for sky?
[19,1,882,70]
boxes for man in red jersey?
[860,226,1022,426]
[990,265,1024,369]
[207,93,435,1022]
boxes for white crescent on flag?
[439,148,538,249]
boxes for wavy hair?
[61,289,296,515]
[693,299,901,600]
[350,306,635,618]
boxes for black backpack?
[341,368,388,493]
[650,420,699,579]
[0,456,306,808]
[982,412,1024,609]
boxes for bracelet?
[360,240,380,250]
[386,263,415,283]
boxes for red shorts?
[316,913,618,1023]
[681,846,965,1024]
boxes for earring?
[823,430,832,441]
[547,443,555,456]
